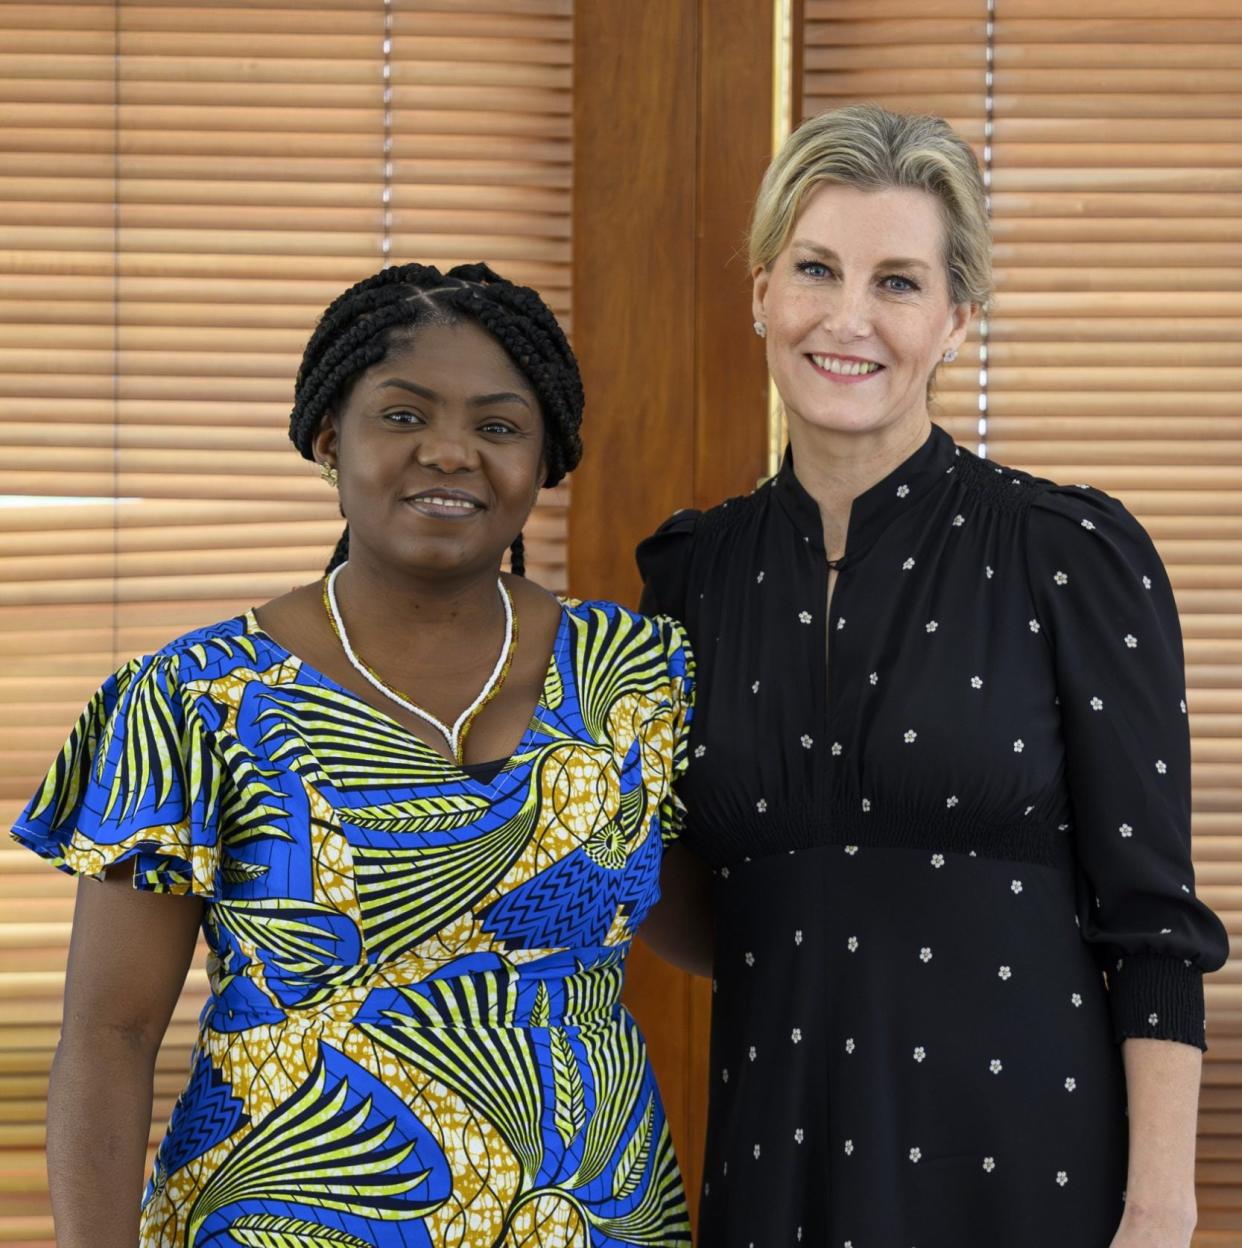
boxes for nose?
[822,279,872,344]
[415,427,479,474]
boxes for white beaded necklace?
[323,562,517,764]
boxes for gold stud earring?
[319,462,339,488]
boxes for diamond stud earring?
[942,348,958,364]
[753,320,767,338]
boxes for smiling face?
[312,320,546,579]
[753,183,973,445]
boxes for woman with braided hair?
[13,262,694,1246]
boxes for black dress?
[637,424,1229,1248]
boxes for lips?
[403,488,485,518]
[808,353,884,377]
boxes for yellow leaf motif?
[531,980,551,1027]
[343,793,492,834]
[550,1028,586,1147]
[612,1094,654,1200]
[228,1213,371,1247]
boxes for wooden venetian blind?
[803,0,1241,1238]
[0,1,571,1242]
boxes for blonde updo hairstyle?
[749,103,993,313]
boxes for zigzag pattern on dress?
[156,1050,249,1176]
[479,849,620,950]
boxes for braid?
[508,533,526,578]
[326,525,350,574]
[290,261,585,573]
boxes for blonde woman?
[639,105,1228,1247]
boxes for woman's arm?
[48,865,202,1248]
[639,842,714,978]
[1110,1038,1202,1247]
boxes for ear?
[752,263,771,329]
[312,411,340,468]
[943,300,977,358]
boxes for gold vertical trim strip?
[766,0,795,479]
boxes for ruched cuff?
[1108,952,1207,1051]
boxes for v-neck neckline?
[241,602,570,788]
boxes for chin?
[366,534,473,576]
[793,404,892,437]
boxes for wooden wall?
[569,0,781,1224]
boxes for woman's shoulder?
[560,597,691,663]
[1006,468,1159,568]
[956,447,1138,526]
[97,613,283,697]
[561,594,677,630]
[141,612,280,682]
[954,447,1154,550]
[635,485,772,619]
[959,457,1171,604]
[153,612,257,657]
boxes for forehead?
[790,183,947,262]
[358,320,536,399]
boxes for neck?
[332,553,506,657]
[787,410,933,559]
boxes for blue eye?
[883,274,921,293]
[795,260,831,279]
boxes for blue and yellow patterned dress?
[13,598,693,1247]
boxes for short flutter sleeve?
[636,509,701,621]
[12,652,222,899]
[1026,486,1229,1049]
[653,615,695,846]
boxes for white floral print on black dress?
[637,424,1228,1248]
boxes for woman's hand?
[1110,1037,1203,1248]
[1109,1200,1196,1248]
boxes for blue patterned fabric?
[13,599,693,1246]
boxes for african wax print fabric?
[14,599,693,1248]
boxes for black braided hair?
[289,261,584,574]
[508,532,526,578]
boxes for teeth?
[812,355,880,376]
[419,496,477,509]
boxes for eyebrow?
[790,240,932,272]
[377,379,532,410]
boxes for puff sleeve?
[1026,486,1229,1049]
[652,615,695,846]
[636,509,701,621]
[11,651,223,899]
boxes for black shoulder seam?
[694,481,772,538]
[955,450,1045,517]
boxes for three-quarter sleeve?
[11,651,223,898]
[635,509,701,620]
[1026,486,1229,1049]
